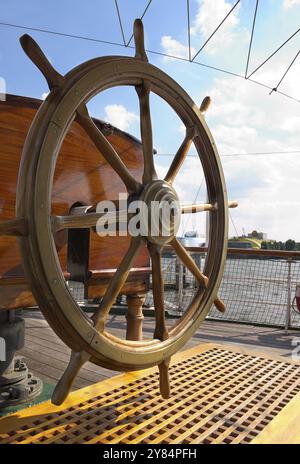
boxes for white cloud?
[191,0,241,55]
[160,0,244,62]
[41,92,49,100]
[103,104,138,131]
[281,116,300,132]
[156,0,300,241]
[165,61,300,241]
[161,35,195,60]
[203,68,300,241]
[283,0,300,9]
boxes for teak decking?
[19,310,300,389]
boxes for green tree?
[285,239,296,251]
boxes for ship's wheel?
[5,19,236,404]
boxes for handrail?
[164,245,300,259]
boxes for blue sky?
[1,0,300,240]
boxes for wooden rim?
[16,56,228,370]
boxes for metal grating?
[1,344,300,444]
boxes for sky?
[0,0,300,241]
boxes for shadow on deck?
[19,309,300,391]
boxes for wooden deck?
[19,309,300,391]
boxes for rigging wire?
[229,210,239,237]
[125,0,153,47]
[245,0,259,78]
[191,0,241,62]
[114,0,126,46]
[247,26,300,79]
[187,0,191,62]
[156,150,300,158]
[182,176,204,235]
[269,49,300,95]
[0,20,299,103]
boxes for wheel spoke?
[181,200,238,215]
[158,357,171,399]
[0,218,28,236]
[92,237,144,331]
[170,237,208,287]
[19,34,64,90]
[164,127,195,184]
[136,82,157,184]
[148,243,169,341]
[52,350,90,405]
[214,297,226,313]
[52,209,129,233]
[181,203,216,214]
[76,105,142,194]
[164,95,213,185]
[134,19,148,62]
[200,96,212,114]
[228,201,238,209]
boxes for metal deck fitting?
[1,343,300,444]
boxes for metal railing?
[144,247,300,330]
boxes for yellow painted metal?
[251,390,300,444]
[1,343,300,444]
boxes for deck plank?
[18,309,300,391]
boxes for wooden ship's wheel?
[0,19,237,405]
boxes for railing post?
[285,258,292,334]
[193,253,201,288]
[176,256,183,312]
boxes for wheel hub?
[139,180,181,246]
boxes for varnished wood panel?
[0,95,149,309]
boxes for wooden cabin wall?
[0,96,149,309]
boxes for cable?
[191,0,241,61]
[0,20,123,47]
[245,0,259,78]
[125,0,153,47]
[247,26,300,79]
[187,0,191,62]
[229,210,239,237]
[0,19,299,103]
[193,177,205,204]
[114,0,126,46]
[182,176,205,235]
[155,150,300,158]
[269,49,300,95]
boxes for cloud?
[191,0,240,55]
[164,56,300,241]
[157,1,300,241]
[41,92,49,100]
[161,35,195,60]
[283,0,300,9]
[103,104,138,131]
[281,116,300,132]
[160,0,244,62]
[202,65,300,241]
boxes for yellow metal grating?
[1,343,300,444]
